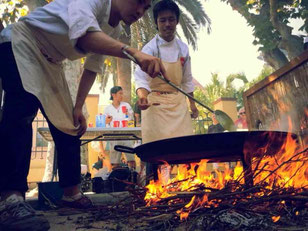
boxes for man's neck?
[109,0,121,27]
[112,101,120,108]
[159,34,175,42]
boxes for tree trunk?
[117,25,132,103]
[269,0,303,60]
[262,48,288,70]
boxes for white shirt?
[0,0,121,74]
[104,102,134,127]
[134,34,195,93]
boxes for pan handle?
[114,145,135,154]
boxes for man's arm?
[181,45,199,119]
[77,31,167,78]
[188,92,199,119]
[77,31,131,58]
[73,69,97,135]
[75,69,96,110]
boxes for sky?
[189,1,304,87]
[190,0,265,86]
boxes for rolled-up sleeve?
[181,46,195,93]
[134,45,153,92]
[67,0,104,41]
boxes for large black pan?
[114,131,296,165]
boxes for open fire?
[144,130,308,222]
[77,130,307,231]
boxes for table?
[38,127,142,143]
[38,127,142,181]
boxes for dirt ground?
[29,192,135,231]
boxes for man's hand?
[132,50,169,80]
[137,97,150,110]
[190,104,199,119]
[106,115,113,124]
[73,107,87,136]
[136,88,150,110]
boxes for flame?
[272,216,281,223]
[251,119,307,188]
[144,123,307,220]
[296,211,299,216]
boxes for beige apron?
[141,59,193,144]
[11,22,81,135]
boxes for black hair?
[153,0,180,25]
[110,86,122,100]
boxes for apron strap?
[156,35,182,60]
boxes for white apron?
[141,58,193,144]
[11,22,82,135]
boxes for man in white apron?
[0,0,169,230]
[134,0,199,184]
[134,0,199,144]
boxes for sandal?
[60,194,93,209]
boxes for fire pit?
[115,131,296,184]
[86,130,308,230]
[70,130,307,230]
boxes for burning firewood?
[75,134,307,230]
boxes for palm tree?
[99,0,211,103]
[197,72,249,111]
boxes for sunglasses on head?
[240,112,245,115]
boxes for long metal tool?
[123,49,236,131]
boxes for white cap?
[304,37,308,43]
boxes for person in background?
[208,113,225,134]
[134,0,198,145]
[0,0,167,230]
[235,107,248,129]
[104,86,136,170]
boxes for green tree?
[0,0,29,25]
[193,87,212,134]
[232,66,273,108]
[195,72,249,110]
[220,0,307,70]
[192,66,273,133]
